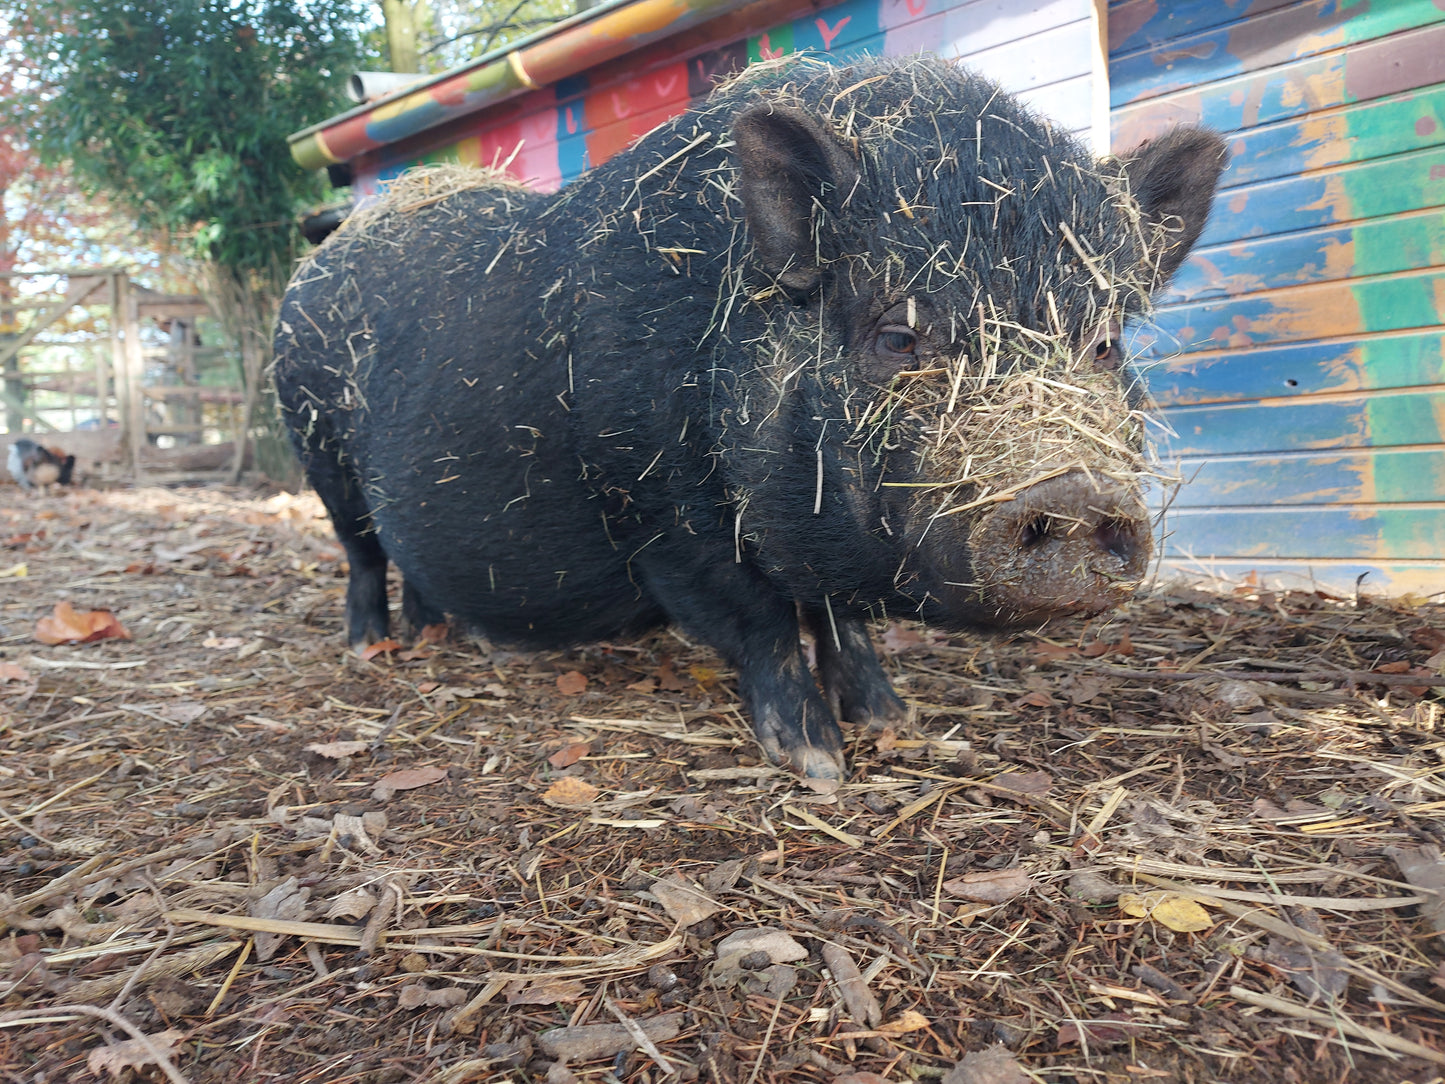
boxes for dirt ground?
[1,481,1443,1084]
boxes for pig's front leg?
[638,558,846,779]
[805,607,909,729]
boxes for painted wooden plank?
[1110,0,1445,107]
[1142,330,1445,407]
[885,0,1084,57]
[1153,389,1445,457]
[1108,0,1296,57]
[1218,84,1445,188]
[1146,269,1445,356]
[1163,447,1445,507]
[1157,505,1445,561]
[1196,146,1445,248]
[945,16,1092,93]
[1112,21,1445,148]
[1153,558,1445,598]
[1163,209,1445,305]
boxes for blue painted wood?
[1140,331,1445,407]
[1145,270,1445,357]
[1108,0,1294,57]
[1159,505,1445,560]
[1162,212,1445,305]
[1160,448,1445,507]
[1151,391,1445,458]
[1217,85,1445,188]
[1153,557,1445,596]
[1112,21,1445,144]
[1111,0,1445,107]
[1194,146,1445,248]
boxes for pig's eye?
[1094,339,1116,363]
[875,325,917,357]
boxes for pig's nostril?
[1096,519,1141,564]
[1019,516,1052,549]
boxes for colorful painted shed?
[288,0,1445,596]
[1111,0,1445,596]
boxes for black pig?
[275,55,1225,778]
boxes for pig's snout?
[966,472,1152,622]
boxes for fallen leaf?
[653,659,690,691]
[251,876,309,961]
[987,771,1052,798]
[940,1045,1032,1084]
[548,741,591,769]
[0,562,26,578]
[0,662,30,683]
[398,984,468,1009]
[556,670,588,695]
[360,639,400,660]
[86,1029,186,1079]
[650,876,723,926]
[942,867,1033,903]
[713,928,808,974]
[1056,1013,1144,1047]
[877,1010,930,1036]
[1387,844,1445,947]
[505,978,587,1004]
[418,623,449,643]
[1119,891,1214,933]
[1012,689,1054,709]
[325,887,376,921]
[543,776,600,807]
[537,1016,682,1061]
[306,740,371,760]
[34,601,131,645]
[374,765,447,792]
[202,634,244,650]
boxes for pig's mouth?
[907,471,1152,628]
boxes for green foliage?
[10,0,377,279]
[424,0,574,69]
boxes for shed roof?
[288,0,759,170]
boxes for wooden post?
[116,273,147,478]
[107,273,124,435]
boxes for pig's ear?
[732,104,860,302]
[1115,127,1228,286]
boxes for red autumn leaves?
[33,601,132,645]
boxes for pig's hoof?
[790,745,846,780]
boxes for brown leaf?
[1012,689,1054,708]
[877,1010,930,1036]
[556,670,588,695]
[86,1029,186,1079]
[988,771,1052,797]
[398,984,468,1009]
[306,740,370,760]
[372,766,448,801]
[0,661,30,683]
[1056,1013,1144,1047]
[943,868,1033,903]
[1388,844,1445,947]
[505,978,587,1005]
[654,659,690,691]
[360,639,400,660]
[548,741,591,769]
[418,622,449,643]
[650,876,723,926]
[542,776,599,807]
[34,601,131,645]
[940,1045,1032,1084]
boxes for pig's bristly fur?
[275,54,1225,776]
